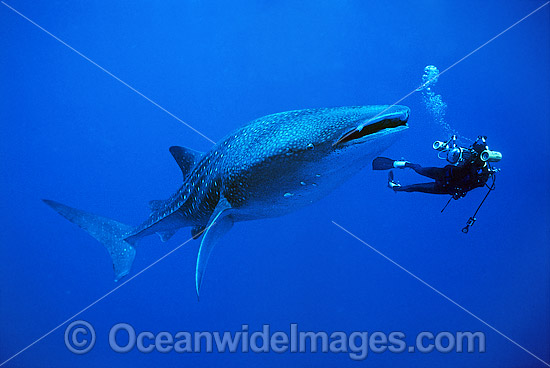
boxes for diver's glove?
[388,171,401,191]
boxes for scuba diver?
[373,136,502,232]
[373,135,500,199]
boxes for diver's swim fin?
[372,157,396,170]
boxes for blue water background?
[1,1,549,367]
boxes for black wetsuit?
[394,160,490,198]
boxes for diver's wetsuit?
[393,162,490,197]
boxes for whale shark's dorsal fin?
[169,146,204,178]
[195,195,234,299]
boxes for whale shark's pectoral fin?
[169,146,204,178]
[195,196,234,299]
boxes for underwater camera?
[433,135,502,166]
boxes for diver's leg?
[393,182,448,194]
[405,163,446,181]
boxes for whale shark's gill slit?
[336,118,407,145]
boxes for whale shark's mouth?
[334,110,409,146]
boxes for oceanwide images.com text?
[65,321,486,360]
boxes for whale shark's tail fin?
[42,199,136,281]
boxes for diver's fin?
[191,225,206,240]
[372,157,396,170]
[42,199,136,281]
[169,146,203,178]
[195,196,234,299]
[149,199,167,212]
[157,230,176,242]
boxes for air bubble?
[417,65,468,141]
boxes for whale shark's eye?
[335,118,407,145]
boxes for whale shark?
[44,105,409,296]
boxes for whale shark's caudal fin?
[42,199,136,281]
